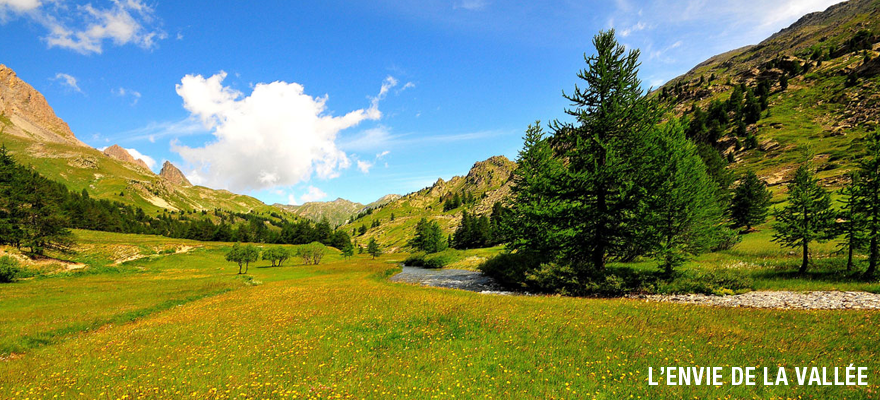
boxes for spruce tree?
[772,164,837,273]
[730,171,772,230]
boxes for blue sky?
[0,0,845,205]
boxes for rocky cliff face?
[103,144,151,171]
[0,64,85,147]
[159,161,192,186]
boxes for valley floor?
[0,230,878,399]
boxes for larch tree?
[772,164,837,273]
[546,29,662,273]
[647,121,724,275]
[367,238,382,259]
[836,172,868,271]
[730,170,772,231]
[854,130,880,276]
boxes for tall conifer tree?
[854,131,880,275]
[547,29,661,273]
[730,171,772,230]
[772,164,837,273]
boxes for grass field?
[0,230,879,399]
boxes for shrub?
[403,252,453,269]
[657,269,754,295]
[423,254,454,269]
[403,253,427,267]
[712,227,743,251]
[0,256,22,283]
[524,262,582,295]
[479,252,543,289]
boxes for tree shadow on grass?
[750,257,880,285]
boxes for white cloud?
[454,0,488,11]
[396,82,415,94]
[341,126,509,152]
[357,160,373,174]
[2,0,166,54]
[300,186,327,203]
[340,126,396,153]
[124,147,155,169]
[370,76,397,112]
[620,21,646,37]
[287,194,297,205]
[172,72,393,191]
[114,117,206,143]
[53,72,82,93]
[112,87,141,105]
[0,0,39,16]
[376,150,390,159]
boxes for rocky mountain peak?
[160,161,192,187]
[0,64,85,147]
[103,145,151,171]
[465,155,515,190]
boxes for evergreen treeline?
[451,203,510,249]
[0,146,352,251]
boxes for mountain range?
[2,0,880,250]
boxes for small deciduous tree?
[225,243,260,274]
[730,171,772,231]
[772,164,837,273]
[296,242,326,265]
[262,246,291,267]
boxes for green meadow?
[0,230,878,399]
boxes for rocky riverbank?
[634,291,880,310]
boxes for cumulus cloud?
[1,0,166,54]
[357,160,373,174]
[53,72,82,93]
[300,186,327,203]
[172,72,396,191]
[124,147,156,169]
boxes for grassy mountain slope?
[0,64,271,215]
[275,198,365,227]
[340,156,515,252]
[659,0,880,192]
[276,194,404,227]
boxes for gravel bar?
[633,291,880,310]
